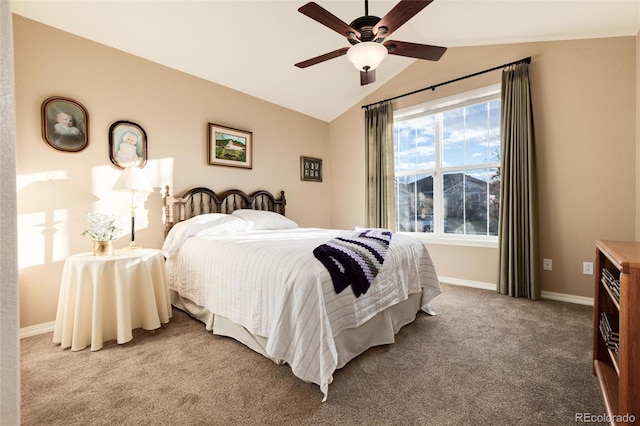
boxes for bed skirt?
[170,290,423,370]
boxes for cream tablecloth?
[53,248,172,351]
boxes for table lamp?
[112,166,153,249]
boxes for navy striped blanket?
[313,228,393,297]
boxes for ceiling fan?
[295,0,447,86]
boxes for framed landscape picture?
[208,123,252,169]
[41,96,89,152]
[300,156,322,182]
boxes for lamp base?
[124,241,143,250]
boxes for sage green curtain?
[365,101,396,229]
[498,63,540,300]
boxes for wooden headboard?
[163,186,286,235]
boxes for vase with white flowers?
[81,212,126,256]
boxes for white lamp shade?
[346,42,388,71]
[112,167,153,193]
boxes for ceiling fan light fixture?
[346,42,387,72]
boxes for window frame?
[393,84,501,248]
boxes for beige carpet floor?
[21,284,606,425]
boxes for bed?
[162,186,441,400]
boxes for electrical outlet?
[543,258,552,271]
[583,262,594,275]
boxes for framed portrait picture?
[300,156,322,182]
[41,97,89,152]
[109,120,147,169]
[208,123,252,169]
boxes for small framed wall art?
[109,120,147,169]
[300,156,322,182]
[41,96,89,152]
[208,123,253,169]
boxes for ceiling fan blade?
[384,40,446,61]
[360,69,376,86]
[373,0,433,40]
[295,47,350,68]
[298,2,360,41]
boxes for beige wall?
[330,37,637,299]
[14,16,332,328]
[637,30,640,239]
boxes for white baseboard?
[439,276,594,306]
[20,321,54,339]
[439,276,497,291]
[539,290,594,306]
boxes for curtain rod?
[362,56,531,110]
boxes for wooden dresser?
[593,240,640,424]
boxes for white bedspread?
[165,228,440,400]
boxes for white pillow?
[196,215,248,236]
[231,209,299,230]
[162,213,249,258]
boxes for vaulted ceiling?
[11,0,640,122]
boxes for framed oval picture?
[109,120,147,169]
[41,97,89,152]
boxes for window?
[394,85,501,241]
